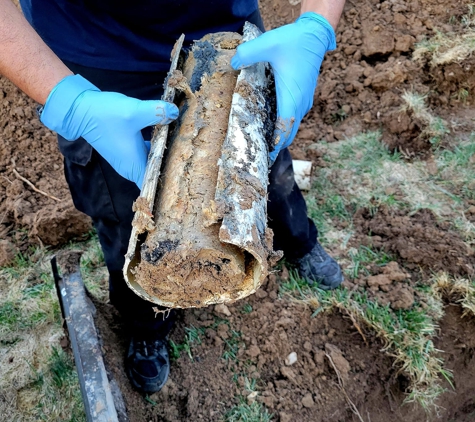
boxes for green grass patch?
[306,128,475,247]
[27,346,85,421]
[223,330,243,362]
[241,303,253,314]
[345,246,394,280]
[170,325,206,361]
[224,399,273,422]
[304,131,405,244]
[435,138,475,202]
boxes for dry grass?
[0,235,107,421]
[431,272,475,317]
[413,4,475,66]
[401,91,450,146]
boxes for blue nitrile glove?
[40,74,179,188]
[231,12,336,162]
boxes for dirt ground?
[2,0,475,421]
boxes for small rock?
[285,352,298,366]
[395,34,415,52]
[280,413,291,422]
[303,341,313,351]
[215,303,231,316]
[280,366,296,381]
[367,274,392,288]
[247,345,261,358]
[255,289,268,299]
[301,393,315,408]
[390,285,415,310]
[247,391,258,404]
[313,350,325,366]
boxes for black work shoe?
[125,337,170,394]
[293,242,343,290]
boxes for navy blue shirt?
[20,0,259,71]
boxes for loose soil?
[95,272,475,422]
[2,0,475,420]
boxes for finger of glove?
[271,74,304,153]
[132,99,179,129]
[96,133,148,188]
[269,116,298,163]
[231,33,275,70]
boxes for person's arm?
[232,0,346,162]
[0,0,72,104]
[300,0,345,30]
[0,0,178,188]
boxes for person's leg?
[268,148,343,288]
[58,61,175,393]
[267,148,317,259]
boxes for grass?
[223,329,243,362]
[413,28,475,66]
[280,271,452,411]
[305,131,404,244]
[0,235,107,421]
[22,347,85,421]
[241,303,253,314]
[401,91,450,147]
[169,325,206,360]
[224,399,273,422]
[431,272,475,317]
[79,236,108,302]
[225,375,273,422]
[344,245,394,280]
[435,137,475,203]
[305,128,475,250]
[412,4,475,66]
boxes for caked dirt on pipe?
[134,32,259,308]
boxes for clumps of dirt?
[95,270,475,422]
[0,76,91,254]
[258,0,472,160]
[30,200,92,246]
[57,249,82,275]
[434,306,475,422]
[426,58,475,107]
[0,239,17,267]
[354,206,475,276]
[366,261,415,310]
[381,108,430,156]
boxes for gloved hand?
[40,74,179,188]
[231,12,336,162]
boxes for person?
[1,0,346,394]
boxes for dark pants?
[59,59,317,339]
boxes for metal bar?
[52,252,124,422]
